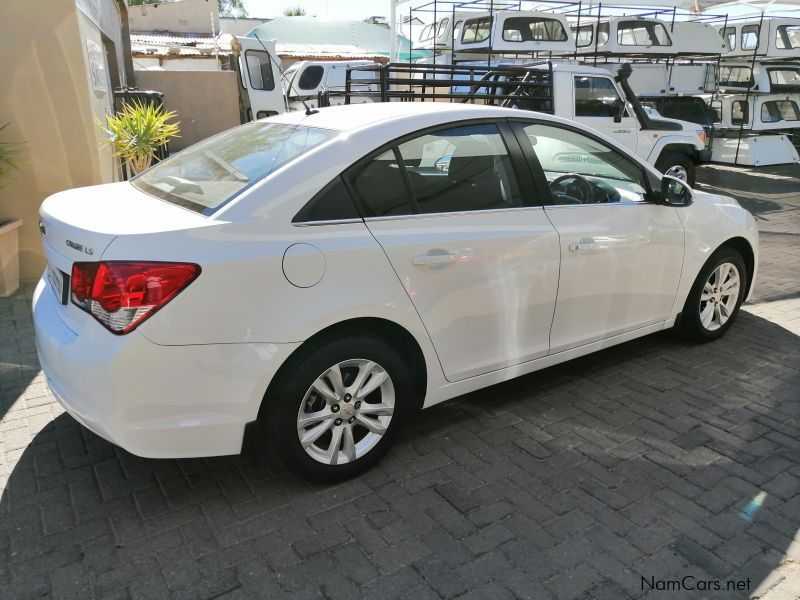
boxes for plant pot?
[0,218,22,297]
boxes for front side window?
[575,24,593,47]
[732,100,749,125]
[462,17,492,43]
[245,50,275,91]
[768,67,800,90]
[502,17,568,42]
[761,100,800,122]
[742,25,760,50]
[133,123,337,215]
[574,76,626,118]
[721,26,736,50]
[397,123,521,214]
[617,21,672,46]
[521,123,648,205]
[297,65,324,90]
[776,25,800,49]
[419,24,434,42]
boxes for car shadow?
[1,310,797,599]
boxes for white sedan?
[33,103,758,481]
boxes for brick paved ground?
[1,164,798,600]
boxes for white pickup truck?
[233,34,710,185]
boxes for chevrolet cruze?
[33,103,758,481]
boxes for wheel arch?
[654,143,699,164]
[718,236,756,299]
[256,317,429,423]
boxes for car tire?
[262,334,413,482]
[655,151,696,187]
[679,247,747,343]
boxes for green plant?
[97,101,179,176]
[0,123,23,189]
[283,6,306,16]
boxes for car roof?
[267,102,533,133]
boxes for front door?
[348,121,561,382]
[514,120,684,353]
[572,74,639,154]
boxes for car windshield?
[133,122,338,215]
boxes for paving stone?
[2,164,800,598]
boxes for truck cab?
[546,63,710,184]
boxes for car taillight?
[71,261,200,334]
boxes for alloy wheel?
[699,262,740,331]
[665,164,689,182]
[296,359,395,465]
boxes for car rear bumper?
[32,276,299,459]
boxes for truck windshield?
[132,122,338,215]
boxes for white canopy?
[597,0,800,12]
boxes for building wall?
[135,70,240,151]
[127,0,218,34]
[219,17,270,37]
[0,0,124,280]
[133,56,222,71]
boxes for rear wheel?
[263,335,412,482]
[679,247,747,342]
[655,151,696,187]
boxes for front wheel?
[679,248,747,342]
[262,335,413,482]
[655,151,696,187]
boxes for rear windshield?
[132,122,338,215]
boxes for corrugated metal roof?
[130,32,233,57]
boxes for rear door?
[350,120,560,382]
[236,36,287,119]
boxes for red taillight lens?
[71,261,200,334]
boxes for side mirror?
[613,100,625,123]
[660,175,693,206]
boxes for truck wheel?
[655,152,696,187]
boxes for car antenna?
[252,32,319,116]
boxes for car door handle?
[568,239,597,254]
[412,251,459,266]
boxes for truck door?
[235,36,287,120]
[572,75,638,154]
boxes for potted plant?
[98,100,180,177]
[0,122,23,297]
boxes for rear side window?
[575,25,593,47]
[777,25,800,49]
[732,100,749,125]
[133,123,338,215]
[761,100,800,122]
[742,25,760,50]
[350,150,414,217]
[245,50,275,91]
[502,17,568,42]
[462,17,492,43]
[396,123,521,214]
[298,65,324,90]
[721,26,736,50]
[617,21,672,46]
[293,176,360,223]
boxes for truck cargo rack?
[343,61,554,113]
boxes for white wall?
[133,56,221,71]
[127,0,218,33]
